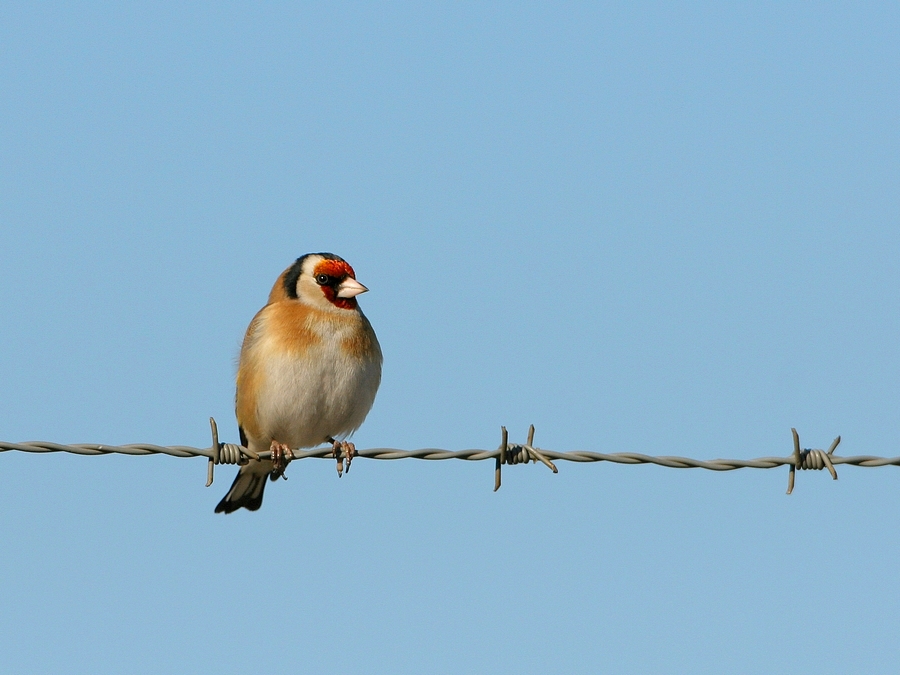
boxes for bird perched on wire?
[215,253,382,513]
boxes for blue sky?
[1,2,898,673]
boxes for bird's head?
[282,253,368,311]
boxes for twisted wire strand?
[0,441,207,459]
[1,420,897,493]
[4,444,897,468]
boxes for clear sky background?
[1,2,898,673]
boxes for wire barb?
[494,427,508,492]
[204,417,258,487]
[206,417,218,487]
[492,425,558,491]
[787,428,841,494]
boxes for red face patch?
[313,259,358,309]
[314,259,356,280]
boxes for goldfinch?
[215,253,382,513]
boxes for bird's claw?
[344,441,356,474]
[270,441,294,481]
[330,439,356,477]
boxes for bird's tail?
[214,460,274,513]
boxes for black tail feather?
[214,464,268,513]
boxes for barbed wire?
[1,418,897,494]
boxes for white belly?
[253,337,381,449]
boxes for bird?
[215,252,382,513]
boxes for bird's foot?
[329,438,356,477]
[269,440,294,481]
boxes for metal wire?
[1,419,896,494]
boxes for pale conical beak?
[336,277,369,299]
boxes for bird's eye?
[315,274,330,285]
